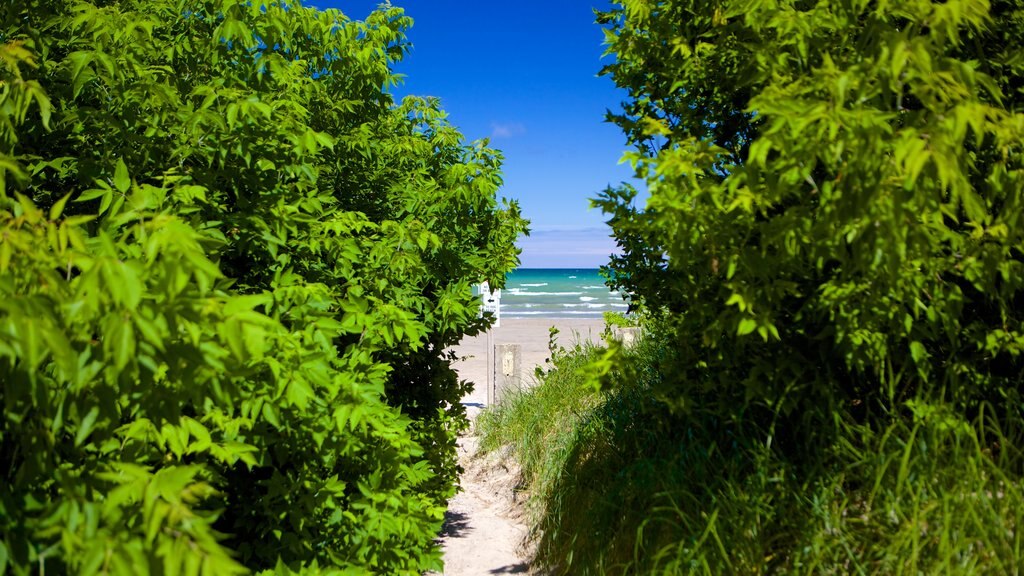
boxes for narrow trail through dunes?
[434,433,533,575]
[438,319,605,575]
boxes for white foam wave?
[519,283,548,287]
[507,290,584,296]
[579,296,598,302]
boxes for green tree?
[0,1,526,574]
[596,0,1024,433]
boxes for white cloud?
[490,121,526,139]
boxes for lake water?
[479,268,628,318]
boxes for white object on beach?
[479,281,501,328]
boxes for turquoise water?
[479,268,628,318]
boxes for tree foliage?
[0,1,525,574]
[596,0,1024,430]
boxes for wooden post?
[490,344,522,405]
[617,327,639,347]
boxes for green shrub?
[482,333,1024,575]
[0,1,526,574]
[595,0,1024,431]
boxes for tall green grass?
[477,335,1024,575]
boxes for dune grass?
[477,334,1024,575]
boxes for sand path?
[436,319,605,576]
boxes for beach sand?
[450,318,607,418]
[438,318,607,576]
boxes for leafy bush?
[595,0,1024,440]
[0,1,525,574]
[480,333,1024,575]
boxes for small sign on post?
[614,327,640,347]
[479,281,501,328]
[489,344,522,405]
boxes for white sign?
[479,281,501,327]
[502,351,515,377]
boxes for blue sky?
[313,1,640,268]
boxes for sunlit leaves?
[0,0,525,574]
[598,0,1024,421]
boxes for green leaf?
[75,406,100,447]
[223,293,272,316]
[262,403,281,428]
[113,158,130,193]
[910,341,928,364]
[68,51,96,98]
[182,416,212,450]
[286,378,314,409]
[49,193,71,221]
[110,317,136,370]
[25,80,52,130]
[737,318,757,336]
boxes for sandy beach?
[437,318,606,576]
[450,318,606,418]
